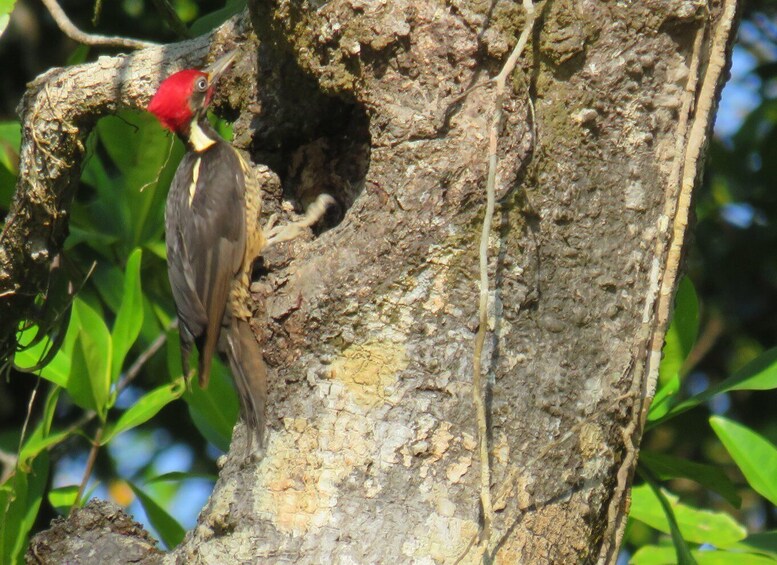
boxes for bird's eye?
[196,77,208,91]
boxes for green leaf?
[101,379,185,445]
[658,277,699,384]
[167,329,238,451]
[631,545,777,565]
[629,483,747,547]
[0,14,10,38]
[145,471,217,484]
[14,324,71,387]
[189,0,245,35]
[0,164,15,210]
[648,375,681,421]
[94,112,181,250]
[68,299,113,419]
[92,263,125,314]
[0,0,16,18]
[208,113,233,141]
[722,347,777,392]
[16,387,64,468]
[48,485,79,515]
[0,121,21,173]
[17,388,68,473]
[650,347,777,428]
[0,452,49,565]
[64,225,120,254]
[144,239,167,260]
[710,416,777,507]
[18,429,69,474]
[111,248,144,381]
[640,473,697,565]
[639,451,741,507]
[728,531,777,558]
[0,121,18,207]
[128,482,185,549]
[66,44,90,66]
[183,359,239,452]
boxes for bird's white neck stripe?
[189,121,216,152]
[189,157,202,207]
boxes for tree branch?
[40,0,157,50]
[0,13,251,359]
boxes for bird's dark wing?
[165,143,246,387]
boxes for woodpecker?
[147,51,332,453]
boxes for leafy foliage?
[626,277,777,562]
[0,5,240,554]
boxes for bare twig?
[40,0,157,49]
[17,376,41,460]
[139,136,176,192]
[469,0,537,560]
[71,425,103,514]
[680,313,724,377]
[119,322,175,394]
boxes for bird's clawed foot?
[264,194,336,248]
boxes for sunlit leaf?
[144,239,167,260]
[650,347,777,428]
[128,482,185,549]
[0,452,49,564]
[632,545,777,565]
[68,299,112,419]
[710,416,777,507]
[0,121,21,173]
[14,324,71,387]
[0,14,9,39]
[648,375,680,421]
[18,389,68,472]
[111,248,144,381]
[145,471,217,484]
[48,485,79,516]
[101,379,185,445]
[629,483,747,546]
[639,451,740,507]
[658,277,699,385]
[640,473,697,565]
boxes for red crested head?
[148,69,209,133]
[147,51,237,134]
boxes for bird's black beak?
[205,50,238,85]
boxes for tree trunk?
[17,0,739,563]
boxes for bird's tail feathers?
[224,317,268,455]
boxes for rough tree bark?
[15,0,739,563]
